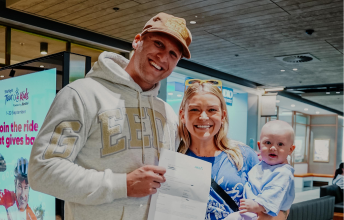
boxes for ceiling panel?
[5,0,344,113]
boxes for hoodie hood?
[85,51,161,96]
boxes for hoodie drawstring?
[138,92,145,164]
[150,95,160,160]
[139,92,162,164]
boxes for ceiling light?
[168,93,173,95]
[0,75,4,78]
[304,108,308,111]
[177,94,182,97]
[264,87,284,92]
[40,42,48,55]
[190,21,196,24]
[40,65,44,68]
[316,111,320,114]
[276,100,280,103]
[9,69,15,77]
[195,15,198,18]
[293,68,297,71]
[326,92,330,94]
[291,104,295,107]
[336,92,340,94]
[280,70,285,72]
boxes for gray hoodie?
[28,52,179,220]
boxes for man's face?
[131,32,182,90]
[15,179,29,211]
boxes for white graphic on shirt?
[225,182,244,201]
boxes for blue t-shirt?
[244,161,295,216]
[186,145,259,220]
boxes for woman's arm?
[257,210,289,220]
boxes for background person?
[0,157,36,220]
[28,12,192,220]
[333,162,344,189]
[178,81,290,220]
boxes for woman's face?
[181,92,226,143]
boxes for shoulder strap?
[211,179,239,212]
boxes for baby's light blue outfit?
[243,161,295,216]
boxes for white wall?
[294,163,308,174]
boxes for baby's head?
[258,120,295,165]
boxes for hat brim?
[141,28,191,59]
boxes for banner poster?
[222,87,234,106]
[0,69,56,220]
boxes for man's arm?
[29,86,166,205]
[28,86,128,205]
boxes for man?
[28,13,192,220]
[0,158,37,220]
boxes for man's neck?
[125,63,154,91]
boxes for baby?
[240,120,296,217]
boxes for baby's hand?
[239,199,265,213]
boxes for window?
[0,26,5,65]
[71,43,120,66]
[11,29,66,64]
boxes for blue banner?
[222,87,234,106]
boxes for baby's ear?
[289,145,296,154]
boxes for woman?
[333,163,344,189]
[178,80,289,220]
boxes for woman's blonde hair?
[178,83,243,170]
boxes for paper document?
[148,149,212,220]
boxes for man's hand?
[127,165,166,197]
[239,199,265,214]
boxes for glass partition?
[278,107,292,125]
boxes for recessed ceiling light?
[40,65,44,68]
[276,100,280,103]
[190,21,196,24]
[316,111,320,114]
[336,92,340,94]
[293,68,298,71]
[195,15,198,18]
[326,92,330,94]
[304,108,308,111]
[177,94,182,97]
[168,92,173,95]
[0,75,4,78]
[280,70,285,72]
[291,104,295,107]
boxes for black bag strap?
[211,179,239,212]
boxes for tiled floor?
[293,187,320,204]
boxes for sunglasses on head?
[184,79,222,91]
